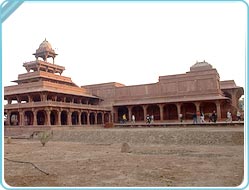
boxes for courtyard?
[4,126,244,187]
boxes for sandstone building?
[4,40,244,126]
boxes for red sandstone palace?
[4,39,244,126]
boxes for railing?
[4,101,110,111]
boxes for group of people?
[121,114,154,124]
[226,110,242,123]
[121,110,242,124]
[180,110,242,124]
[121,114,137,124]
[146,115,154,124]
[192,111,207,124]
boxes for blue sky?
[2,1,247,89]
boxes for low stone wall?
[51,127,244,146]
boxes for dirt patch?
[4,127,244,187]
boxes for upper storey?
[23,39,65,75]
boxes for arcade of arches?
[5,109,111,126]
[114,100,231,123]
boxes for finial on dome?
[33,39,58,63]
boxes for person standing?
[200,112,205,123]
[197,111,201,124]
[150,115,154,123]
[179,113,183,123]
[212,111,217,123]
[122,114,127,123]
[193,112,197,124]
[226,111,232,123]
[237,111,241,122]
[131,114,135,124]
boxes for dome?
[33,39,57,62]
[37,38,53,52]
[190,60,213,71]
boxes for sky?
[1,1,247,90]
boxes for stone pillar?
[33,110,37,126]
[159,104,164,121]
[176,103,182,115]
[94,112,97,125]
[46,109,51,126]
[87,112,90,125]
[7,98,12,104]
[41,93,47,101]
[216,101,221,121]
[109,112,112,123]
[194,102,201,112]
[128,106,132,122]
[28,95,32,103]
[78,111,82,125]
[58,110,61,126]
[67,111,72,126]
[113,107,118,123]
[102,112,104,124]
[19,110,24,126]
[143,105,148,122]
[17,96,21,103]
[231,93,238,108]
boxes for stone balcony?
[4,101,110,111]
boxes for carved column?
[128,106,132,122]
[87,111,90,125]
[7,98,12,105]
[194,102,201,112]
[94,112,97,125]
[46,109,51,126]
[112,107,118,123]
[159,104,164,122]
[33,109,37,126]
[19,110,24,126]
[58,110,61,126]
[78,111,82,125]
[216,101,221,120]
[67,111,72,126]
[102,112,105,124]
[143,105,148,122]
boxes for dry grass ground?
[4,126,244,187]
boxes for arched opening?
[200,102,217,119]
[33,94,41,102]
[20,96,29,103]
[181,103,196,120]
[221,100,234,119]
[10,112,19,126]
[61,111,68,125]
[132,106,144,121]
[37,110,46,125]
[147,104,160,120]
[89,112,95,125]
[72,111,79,125]
[163,104,178,120]
[97,113,103,124]
[117,106,129,122]
[47,94,54,101]
[50,110,58,125]
[24,111,34,125]
[81,112,88,125]
[104,113,110,123]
